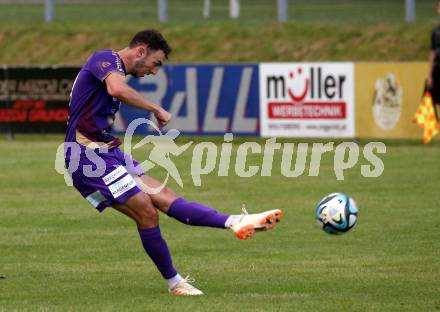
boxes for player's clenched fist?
[155,107,172,128]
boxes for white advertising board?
[259,63,355,138]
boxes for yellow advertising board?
[355,62,427,139]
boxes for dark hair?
[129,29,172,58]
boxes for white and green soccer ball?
[315,193,358,234]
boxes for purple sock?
[138,227,177,279]
[167,198,230,228]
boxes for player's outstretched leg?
[113,192,203,295]
[167,198,229,228]
[168,199,282,239]
[136,176,283,239]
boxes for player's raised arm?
[104,72,171,127]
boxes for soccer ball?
[315,193,358,234]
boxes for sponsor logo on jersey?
[103,165,127,185]
[108,174,136,198]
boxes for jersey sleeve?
[88,51,125,81]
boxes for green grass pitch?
[0,136,439,311]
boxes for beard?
[133,60,148,77]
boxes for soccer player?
[64,29,282,295]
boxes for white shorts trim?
[85,191,107,208]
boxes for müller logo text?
[266,65,348,119]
